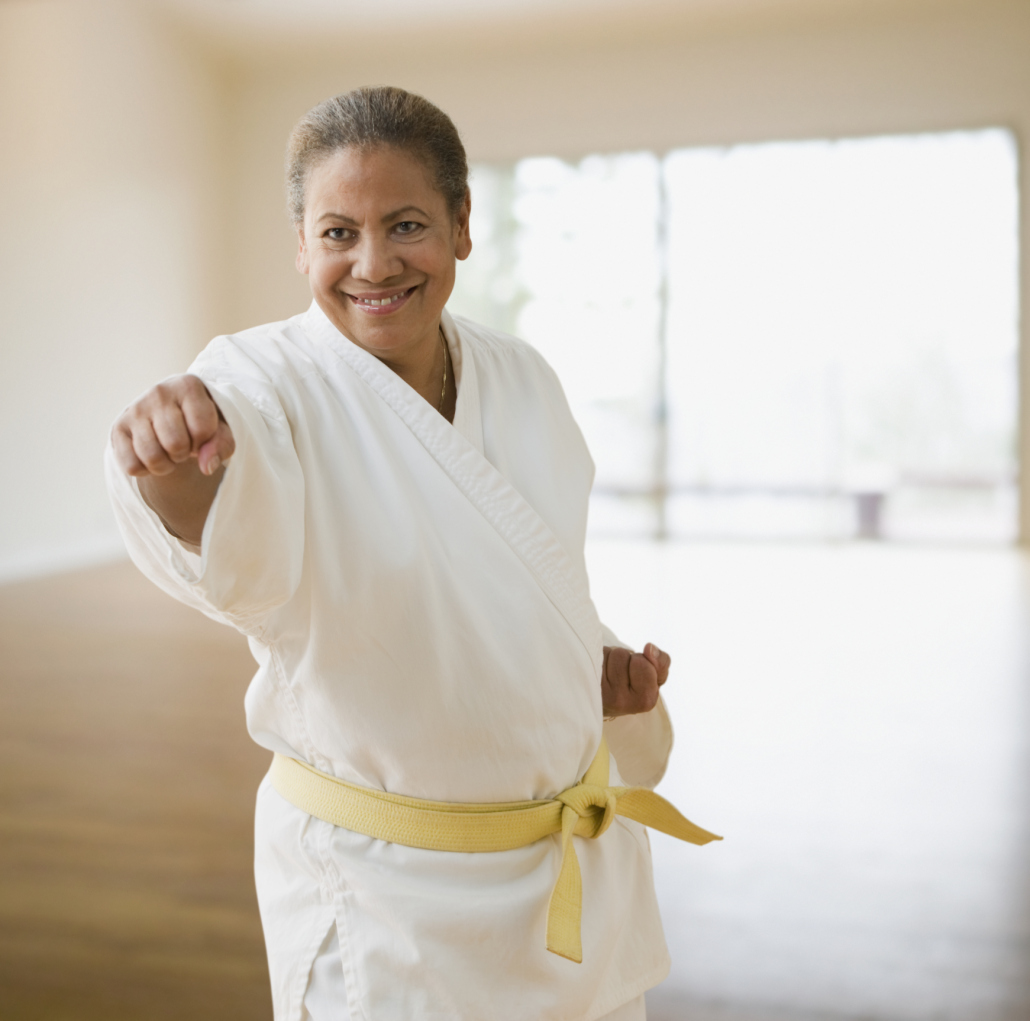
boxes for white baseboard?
[0,532,129,585]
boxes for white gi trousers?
[301,922,648,1020]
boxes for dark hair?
[286,86,469,226]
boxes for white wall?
[0,0,227,580]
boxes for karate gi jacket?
[105,302,675,1021]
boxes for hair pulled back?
[286,86,469,227]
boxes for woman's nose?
[352,235,400,282]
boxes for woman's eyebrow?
[383,205,430,222]
[315,211,358,226]
[314,206,430,226]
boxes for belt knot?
[555,782,618,839]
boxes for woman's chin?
[335,313,438,363]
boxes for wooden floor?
[0,562,272,1021]
[3,546,1030,1020]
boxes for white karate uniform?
[105,302,674,1021]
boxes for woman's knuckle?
[136,442,159,464]
[184,374,209,401]
[165,436,190,459]
[133,434,159,460]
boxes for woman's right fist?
[111,374,235,478]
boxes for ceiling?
[159,0,901,45]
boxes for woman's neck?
[379,328,452,419]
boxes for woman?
[106,87,716,1021]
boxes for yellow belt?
[270,738,721,964]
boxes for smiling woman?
[104,86,717,1021]
[295,146,471,415]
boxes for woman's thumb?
[197,420,235,475]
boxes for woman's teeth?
[355,291,407,306]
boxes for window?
[450,130,1020,542]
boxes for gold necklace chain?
[437,329,448,412]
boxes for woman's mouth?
[348,286,417,315]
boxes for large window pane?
[664,130,1019,540]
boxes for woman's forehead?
[305,146,442,219]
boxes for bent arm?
[600,624,675,789]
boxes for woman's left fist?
[600,643,670,718]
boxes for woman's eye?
[325,228,351,241]
[394,221,422,235]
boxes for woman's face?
[296,145,471,368]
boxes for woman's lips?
[347,286,417,316]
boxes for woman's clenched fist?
[111,374,234,478]
[600,643,670,718]
[111,375,234,546]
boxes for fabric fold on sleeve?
[104,381,305,633]
[600,623,674,790]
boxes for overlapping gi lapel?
[302,303,601,667]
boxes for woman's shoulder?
[188,312,326,415]
[449,313,563,390]
[449,313,538,358]
[193,313,317,377]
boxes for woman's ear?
[454,190,472,262]
[295,226,310,275]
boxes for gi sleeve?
[601,622,674,789]
[104,379,305,635]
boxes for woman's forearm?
[138,460,225,546]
